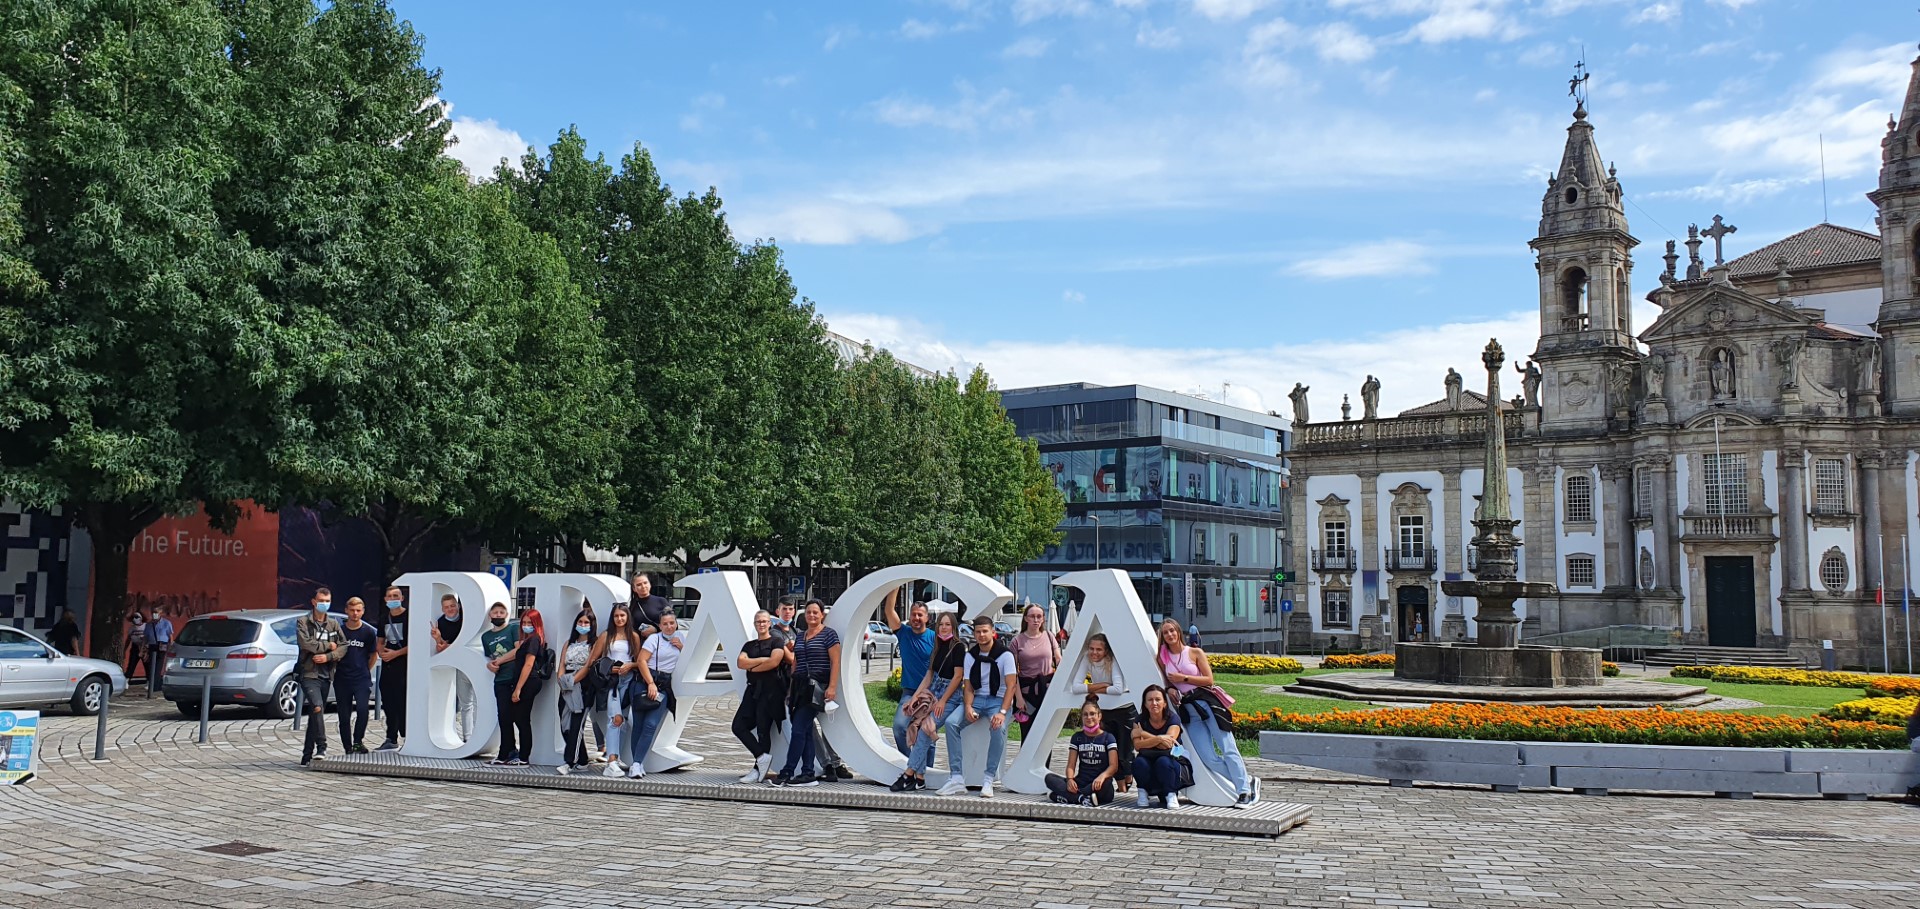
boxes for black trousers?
[1102,704,1139,781]
[300,676,332,758]
[1045,773,1114,805]
[561,702,590,766]
[336,682,371,751]
[731,690,784,758]
[493,679,521,759]
[379,664,407,744]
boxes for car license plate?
[184,659,216,669]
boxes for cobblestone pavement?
[2,693,1918,909]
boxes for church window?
[1322,590,1352,629]
[1819,550,1849,594]
[1615,270,1629,331]
[1635,467,1652,517]
[1702,453,1748,515]
[1564,473,1594,524]
[1566,554,1597,588]
[1560,268,1589,331]
[1565,187,1578,204]
[1813,458,1847,515]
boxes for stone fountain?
[1398,339,1601,687]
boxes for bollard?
[292,681,305,731]
[197,675,212,744]
[90,691,110,762]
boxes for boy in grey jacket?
[298,592,347,765]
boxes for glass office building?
[998,383,1292,651]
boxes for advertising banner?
[0,710,40,785]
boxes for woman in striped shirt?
[772,600,841,787]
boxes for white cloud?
[1003,37,1054,59]
[900,18,944,39]
[1111,0,1151,8]
[1191,0,1273,21]
[824,25,858,51]
[1706,0,1758,8]
[1812,43,1911,93]
[444,105,527,180]
[1063,289,1087,303]
[1288,239,1437,279]
[1014,0,1094,23]
[1137,24,1181,48]
[1327,0,1526,44]
[871,84,1031,131]
[1312,22,1377,63]
[733,202,920,245]
[1630,3,1679,24]
[820,306,1545,417]
[1643,175,1806,205]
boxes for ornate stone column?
[1601,461,1633,589]
[1778,448,1807,592]
[1859,451,1885,593]
[1358,469,1381,638]
[1441,467,1464,575]
[1642,454,1678,591]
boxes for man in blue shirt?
[143,607,175,695]
[882,589,937,756]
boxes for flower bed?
[1668,666,1883,689]
[1602,661,1620,677]
[1210,654,1303,674]
[1822,696,1920,725]
[1322,653,1395,669]
[1230,702,1907,749]
[1866,676,1920,699]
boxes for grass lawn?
[1653,677,1865,717]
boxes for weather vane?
[1569,54,1590,108]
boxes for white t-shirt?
[644,632,682,677]
[962,648,1018,697]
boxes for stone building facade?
[1284,57,1920,667]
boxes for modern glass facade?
[1000,384,1291,650]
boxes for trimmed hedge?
[1232,702,1907,749]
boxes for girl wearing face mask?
[481,603,524,765]
[500,608,546,767]
[1044,699,1118,806]
[623,609,685,779]
[585,604,643,777]
[1068,633,1134,795]
[557,607,600,773]
[892,611,966,791]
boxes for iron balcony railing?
[1384,546,1437,572]
[1312,547,1353,571]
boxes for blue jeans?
[944,693,1007,783]
[627,680,676,764]
[782,703,821,777]
[1133,753,1182,797]
[906,680,953,774]
[1182,701,1249,795]
[892,695,915,756]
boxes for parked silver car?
[162,609,313,719]
[0,625,128,715]
[863,622,898,661]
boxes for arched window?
[1564,473,1594,524]
[1615,269,1630,331]
[1560,267,1589,331]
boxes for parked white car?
[0,625,129,715]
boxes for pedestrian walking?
[334,597,380,754]
[144,606,175,692]
[125,611,147,681]
[296,597,346,765]
[48,610,81,656]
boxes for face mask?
[1083,719,1102,735]
[520,623,534,634]
[576,624,592,634]
[937,631,954,641]
[491,617,507,628]
[386,601,402,610]
[314,603,329,613]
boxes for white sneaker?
[739,767,763,784]
[588,749,606,763]
[979,779,994,799]
[602,763,624,778]
[1135,789,1150,808]
[936,778,968,797]
[755,753,772,777]
[1166,793,1181,810]
[557,765,571,776]
[627,763,645,779]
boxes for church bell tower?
[1528,83,1640,434]
[1869,47,1920,416]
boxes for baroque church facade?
[1285,56,1920,667]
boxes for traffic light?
[1272,569,1294,584]
[1259,587,1270,603]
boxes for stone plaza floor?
[2,692,1918,909]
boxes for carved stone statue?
[1444,368,1463,411]
[1513,360,1542,408]
[1608,362,1632,407]
[1642,354,1666,398]
[1772,337,1802,389]
[1709,348,1734,399]
[1288,382,1311,424]
[1856,342,1882,394]
[1360,374,1381,421]
[1341,394,1352,421]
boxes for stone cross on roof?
[1703,214,1738,266]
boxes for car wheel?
[71,675,110,716]
[267,677,301,720]
[175,700,201,718]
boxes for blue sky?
[412,0,1913,416]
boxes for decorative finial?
[1569,55,1590,114]
[1703,214,1738,267]
[1774,256,1793,303]
[1662,240,1678,281]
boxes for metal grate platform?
[307,752,1311,838]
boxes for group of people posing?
[297,574,1257,809]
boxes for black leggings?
[1045,773,1114,805]
[1103,704,1138,781]
[561,704,590,765]
[731,690,784,758]
[378,667,407,744]
[494,679,534,760]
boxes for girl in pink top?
[1011,604,1061,742]
[1156,618,1254,805]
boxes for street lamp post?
[1087,514,1103,570]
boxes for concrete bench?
[1259,731,1919,798]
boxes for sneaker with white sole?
[602,763,624,778]
[755,753,772,778]
[1134,789,1150,808]
[627,763,646,780]
[557,765,571,776]
[739,767,763,784]
[936,778,968,797]
[979,779,994,799]
[1166,793,1181,810]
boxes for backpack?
[532,643,556,681]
